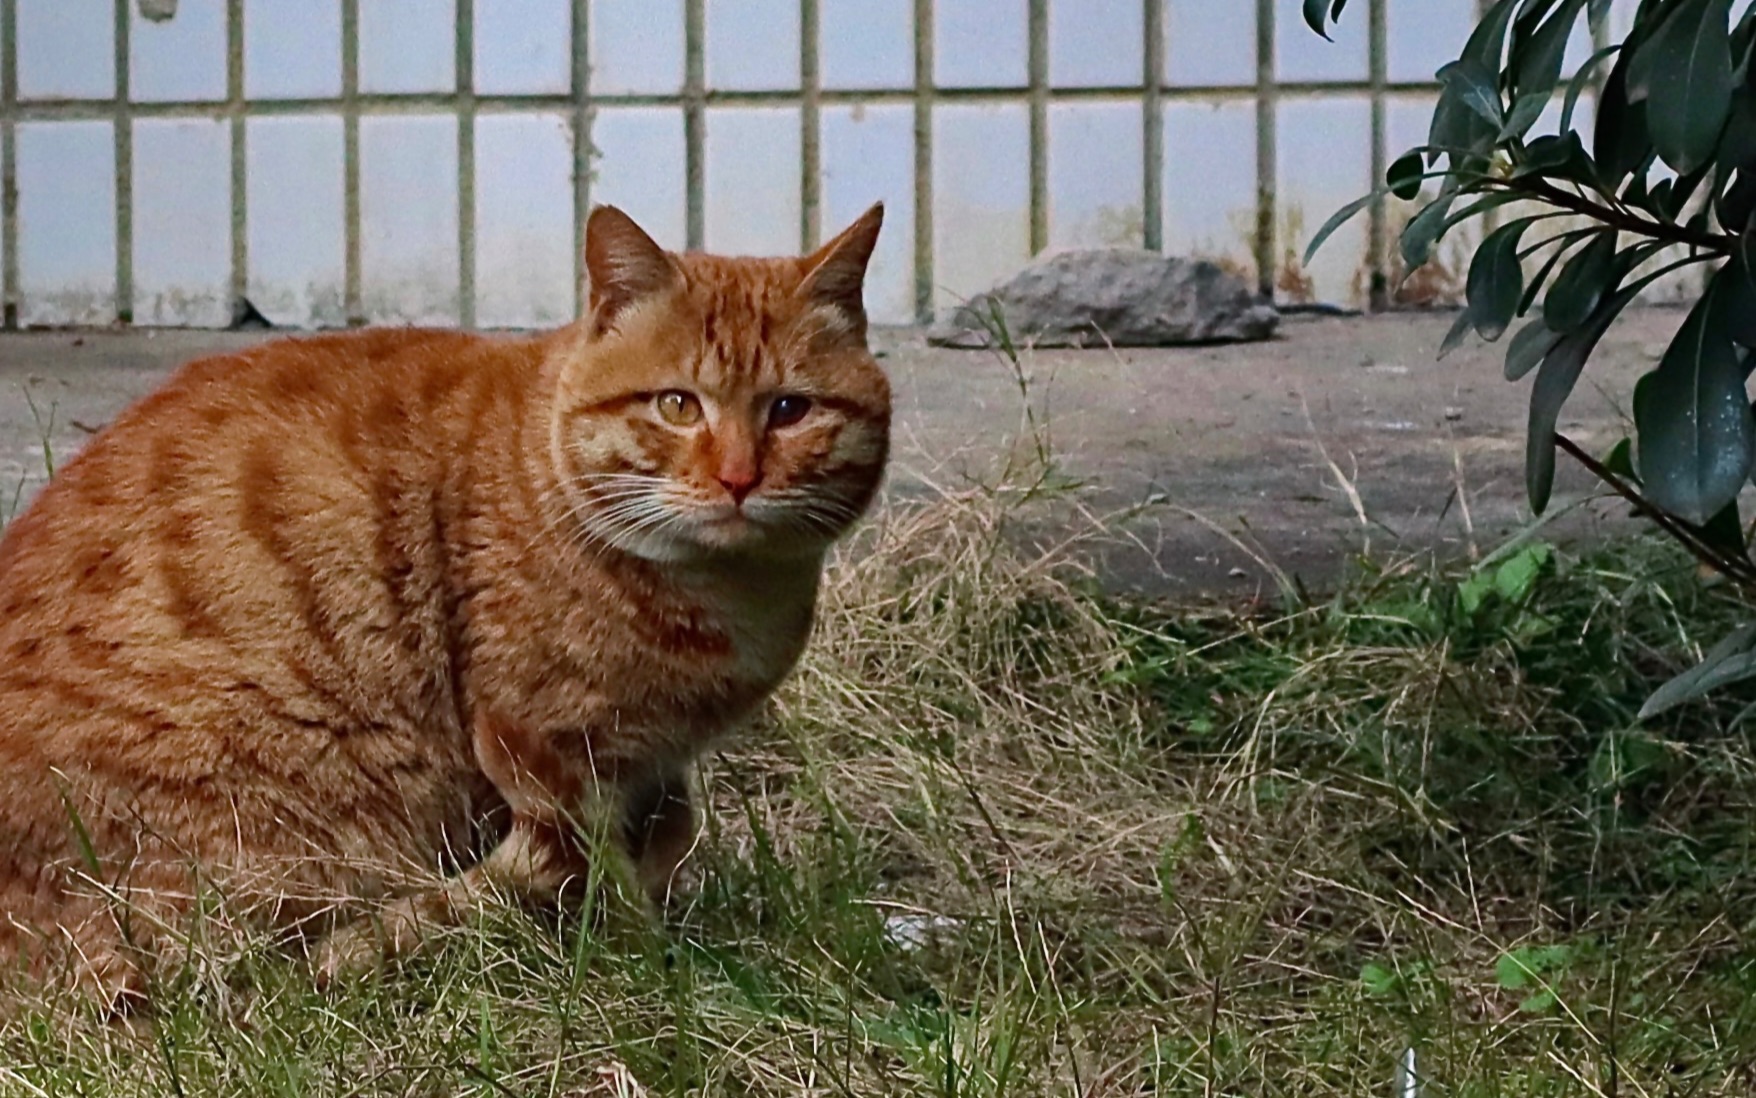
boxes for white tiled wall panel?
[6,2,1603,327]
[17,122,115,325]
[246,117,347,327]
[704,107,802,255]
[590,108,689,251]
[133,119,230,326]
[934,103,1030,310]
[822,103,915,322]
[475,113,575,327]
[1049,103,1144,251]
[360,115,460,324]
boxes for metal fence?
[0,0,1549,331]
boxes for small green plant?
[1496,943,1579,1014]
[22,386,56,480]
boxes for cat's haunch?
[0,204,890,1010]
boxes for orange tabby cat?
[0,203,889,1007]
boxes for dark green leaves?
[1595,43,1654,183]
[1642,0,1736,173]
[1438,59,1506,129]
[1720,223,1756,346]
[1505,316,1566,381]
[1429,13,1517,170]
[1640,622,1756,718]
[1401,191,1520,271]
[1400,193,1458,270]
[1298,0,1756,716]
[1543,229,1618,331]
[1512,0,1588,100]
[1634,275,1756,524]
[1467,218,1535,341]
[1462,0,1521,71]
[1527,290,1629,513]
[1302,191,1378,267]
[1387,152,1424,200]
[1303,0,1350,40]
[1501,93,1552,140]
[1718,170,1756,237]
[1560,44,1623,135]
[1515,132,1594,184]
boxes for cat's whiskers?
[534,470,674,545]
[582,490,693,554]
[753,485,864,539]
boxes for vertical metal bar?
[342,0,362,325]
[912,0,934,323]
[684,0,705,250]
[799,0,821,252]
[1366,0,1388,310]
[113,0,132,323]
[227,0,247,311]
[1,0,17,328]
[1142,0,1163,251]
[1027,0,1048,255]
[1253,0,1276,302]
[456,0,476,327]
[571,0,590,317]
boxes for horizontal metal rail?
[3,80,1442,120]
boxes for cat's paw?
[308,923,382,990]
[644,858,700,913]
[310,893,454,988]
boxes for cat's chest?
[537,558,820,717]
[658,562,818,696]
[703,574,818,690]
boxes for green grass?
[8,470,1756,1095]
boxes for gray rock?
[928,249,1280,349]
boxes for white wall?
[0,0,1616,327]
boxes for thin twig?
[1495,176,1733,254]
[1554,433,1756,590]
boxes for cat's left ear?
[798,202,884,336]
[586,205,682,336]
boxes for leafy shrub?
[1310,0,1756,712]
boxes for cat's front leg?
[313,711,629,984]
[310,811,603,985]
[623,769,698,906]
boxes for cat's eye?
[769,395,812,428]
[655,390,703,426]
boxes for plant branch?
[1554,433,1756,590]
[1490,176,1734,255]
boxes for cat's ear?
[798,202,884,335]
[585,205,681,334]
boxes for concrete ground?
[0,310,1682,596]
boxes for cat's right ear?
[585,205,681,335]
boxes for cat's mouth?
[696,511,750,532]
[682,501,819,556]
[689,506,765,546]
[578,488,830,561]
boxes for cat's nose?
[716,469,759,504]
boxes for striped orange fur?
[0,203,890,1007]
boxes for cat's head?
[550,203,891,563]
